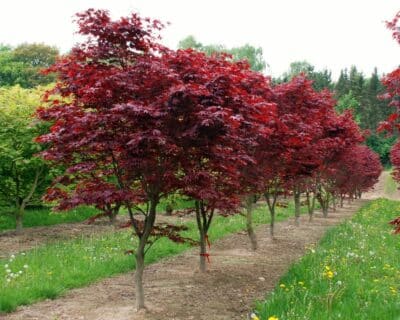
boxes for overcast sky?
[1,0,399,79]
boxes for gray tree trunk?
[244,196,257,250]
[294,188,301,226]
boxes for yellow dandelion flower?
[298,281,305,286]
[268,316,279,320]
[323,270,334,279]
[279,283,285,288]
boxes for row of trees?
[31,9,382,310]
[178,37,396,165]
[379,12,400,234]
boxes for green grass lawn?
[0,206,99,232]
[255,198,400,320]
[0,201,301,313]
[0,197,195,232]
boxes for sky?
[0,0,399,79]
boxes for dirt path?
[2,199,368,320]
[363,170,400,200]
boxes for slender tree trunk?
[13,166,42,234]
[245,196,257,250]
[195,201,212,273]
[165,204,173,216]
[306,191,315,222]
[264,191,278,239]
[134,198,158,311]
[135,246,146,310]
[322,193,330,218]
[15,209,23,234]
[199,231,207,272]
[109,204,120,225]
[340,195,344,208]
[270,206,276,238]
[294,187,301,226]
[332,196,337,212]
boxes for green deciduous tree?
[278,60,333,91]
[0,43,59,88]
[0,85,50,232]
[336,91,361,124]
[178,35,266,72]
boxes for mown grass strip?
[255,198,400,320]
[0,197,195,232]
[0,201,302,313]
[0,206,99,232]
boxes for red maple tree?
[378,11,400,233]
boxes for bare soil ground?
[363,170,400,200]
[2,199,368,320]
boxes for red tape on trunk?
[200,253,211,263]
[205,234,211,249]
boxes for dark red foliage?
[37,9,278,256]
[379,11,400,233]
[390,141,400,182]
[330,145,382,196]
[267,76,362,190]
[386,11,400,45]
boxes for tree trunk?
[135,246,146,310]
[270,206,276,238]
[264,192,278,239]
[340,195,344,208]
[109,213,117,225]
[199,231,207,272]
[109,203,120,225]
[294,187,301,226]
[245,196,257,250]
[332,196,337,212]
[195,201,212,273]
[15,211,23,234]
[14,166,42,234]
[165,204,173,216]
[133,198,158,311]
[306,191,315,222]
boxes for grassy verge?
[0,201,303,313]
[0,197,195,232]
[255,198,400,320]
[0,206,99,232]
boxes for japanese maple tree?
[330,145,382,202]
[378,11,400,233]
[160,49,277,270]
[36,9,187,310]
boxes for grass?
[0,196,194,232]
[0,206,99,232]
[255,198,400,320]
[384,170,398,195]
[0,201,304,313]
